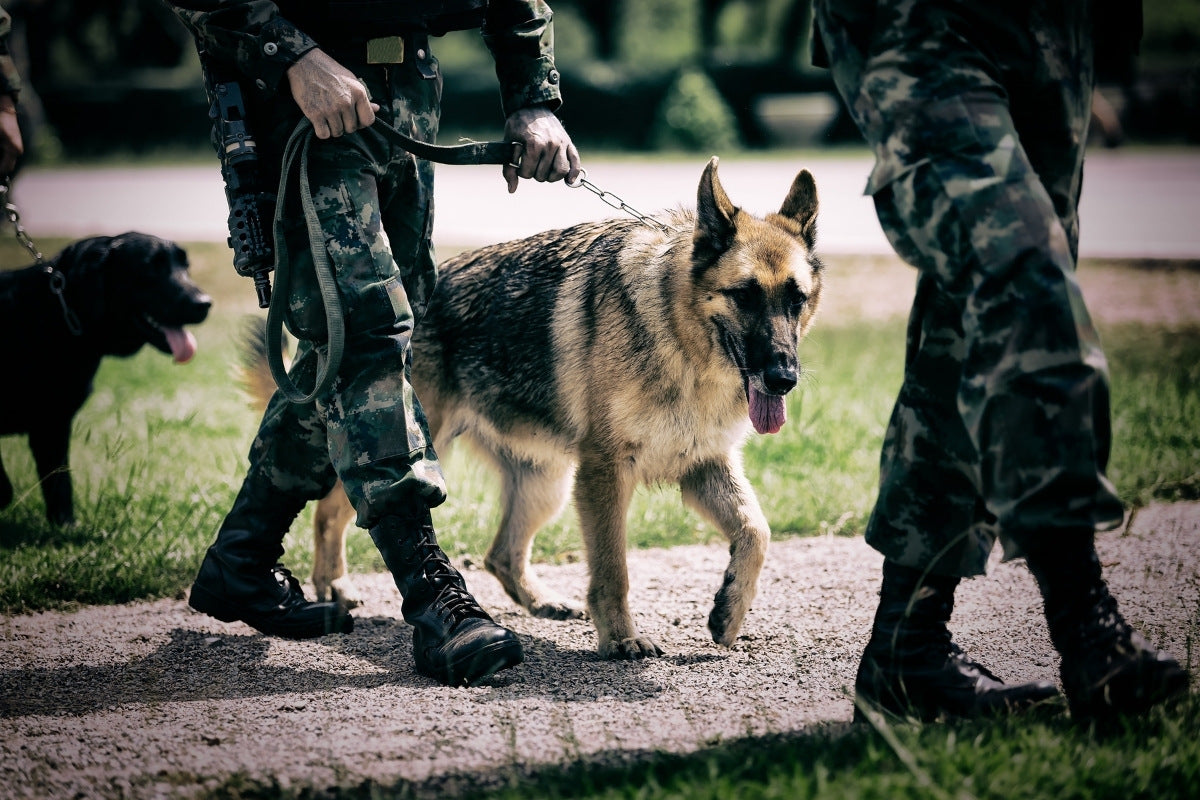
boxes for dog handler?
[167,0,581,686]
[813,0,1190,721]
[0,7,24,180]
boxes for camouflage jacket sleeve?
[481,0,562,117]
[161,1,318,94]
[0,8,21,98]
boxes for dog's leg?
[312,480,361,608]
[29,425,75,526]
[576,448,663,659]
[680,458,770,648]
[484,453,585,620]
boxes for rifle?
[200,52,276,308]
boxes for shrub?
[649,67,741,152]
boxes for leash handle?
[373,117,520,166]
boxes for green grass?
[475,700,1200,800]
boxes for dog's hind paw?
[329,576,364,610]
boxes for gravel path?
[1,501,1197,799]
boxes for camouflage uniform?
[0,8,20,99]
[167,1,562,529]
[814,0,1126,577]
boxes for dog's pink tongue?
[164,327,197,364]
[749,386,786,435]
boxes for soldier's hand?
[0,93,23,179]
[286,49,379,139]
[502,105,581,194]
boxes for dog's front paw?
[707,605,741,648]
[599,635,664,660]
[708,577,750,647]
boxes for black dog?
[0,232,212,525]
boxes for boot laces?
[412,528,490,628]
[904,624,1001,682]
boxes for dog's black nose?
[189,293,214,322]
[764,362,797,394]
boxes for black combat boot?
[188,479,354,639]
[1025,531,1190,723]
[370,510,524,686]
[854,560,1060,721]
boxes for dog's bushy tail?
[236,315,287,413]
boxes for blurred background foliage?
[4,0,1200,165]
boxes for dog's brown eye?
[724,284,763,310]
[785,283,808,314]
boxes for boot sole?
[419,638,525,687]
[188,583,354,639]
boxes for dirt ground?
[1,259,1197,800]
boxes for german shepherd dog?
[247,157,822,658]
[0,232,212,526]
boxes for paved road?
[11,149,1200,259]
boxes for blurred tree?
[22,0,192,81]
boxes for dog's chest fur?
[550,227,752,481]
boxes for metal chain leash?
[566,169,675,233]
[1,176,44,264]
[1,176,82,335]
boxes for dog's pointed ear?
[694,156,738,262]
[779,169,818,249]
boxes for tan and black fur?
[248,157,823,658]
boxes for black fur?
[0,232,212,525]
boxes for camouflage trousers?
[243,49,448,530]
[815,0,1126,576]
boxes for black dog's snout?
[182,290,214,323]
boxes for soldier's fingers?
[540,142,575,183]
[354,97,378,131]
[548,144,571,182]
[523,142,557,182]
[517,144,541,181]
[326,113,346,138]
[534,145,562,182]
[565,143,582,184]
[503,163,520,193]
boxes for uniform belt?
[366,35,406,64]
[322,33,435,78]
